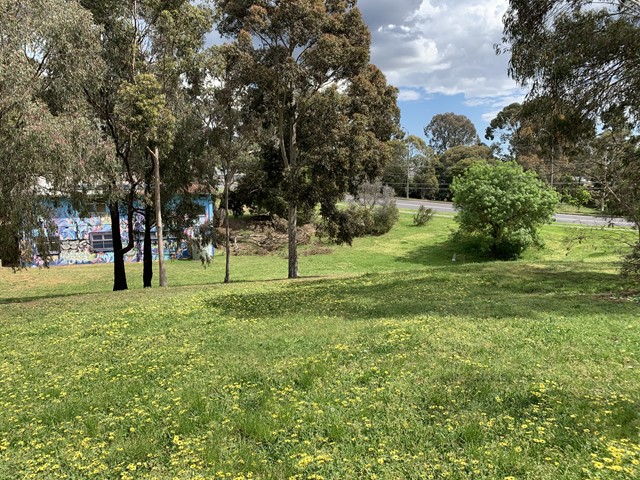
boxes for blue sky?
[398,94,509,142]
[360,0,525,142]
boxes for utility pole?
[406,148,411,200]
[404,132,411,200]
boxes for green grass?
[1,214,639,479]
[555,203,601,216]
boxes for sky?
[359,0,525,142]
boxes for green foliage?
[560,182,592,211]
[502,1,640,128]
[589,129,640,230]
[423,112,479,154]
[451,162,559,259]
[199,44,263,282]
[80,0,214,289]
[370,202,400,235]
[116,74,176,147]
[500,0,638,199]
[353,181,399,236]
[435,144,494,200]
[0,0,107,267]
[485,102,523,160]
[319,202,399,244]
[318,181,399,243]
[413,205,434,227]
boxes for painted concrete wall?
[35,197,214,266]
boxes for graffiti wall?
[34,197,214,267]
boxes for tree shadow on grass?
[203,265,635,323]
[396,237,489,267]
[0,291,102,305]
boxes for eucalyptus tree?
[502,0,640,124]
[81,0,213,290]
[216,0,401,278]
[501,1,640,177]
[485,103,523,160]
[115,74,176,287]
[424,113,479,155]
[200,44,262,284]
[0,0,107,267]
[501,0,640,267]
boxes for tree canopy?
[200,44,262,283]
[423,112,479,155]
[0,0,107,266]
[501,1,640,238]
[501,1,640,129]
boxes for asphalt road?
[393,198,635,228]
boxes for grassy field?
[555,203,601,216]
[0,213,638,479]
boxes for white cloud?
[397,89,426,101]
[463,93,524,110]
[482,110,501,122]
[361,0,524,104]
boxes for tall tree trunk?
[110,202,128,291]
[143,202,153,288]
[288,203,298,279]
[224,179,231,284]
[0,231,21,268]
[151,146,167,287]
[143,164,154,288]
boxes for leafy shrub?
[343,203,374,236]
[370,203,399,235]
[352,180,399,236]
[340,202,398,237]
[316,181,399,243]
[560,177,592,211]
[413,205,434,226]
[451,162,559,259]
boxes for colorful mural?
[33,197,214,267]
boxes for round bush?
[451,162,559,259]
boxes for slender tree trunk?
[110,202,128,291]
[288,203,298,279]
[143,163,154,288]
[550,147,554,187]
[151,146,167,287]
[601,159,608,213]
[143,203,153,288]
[224,179,231,284]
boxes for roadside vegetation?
[1,214,638,479]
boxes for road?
[393,198,635,228]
